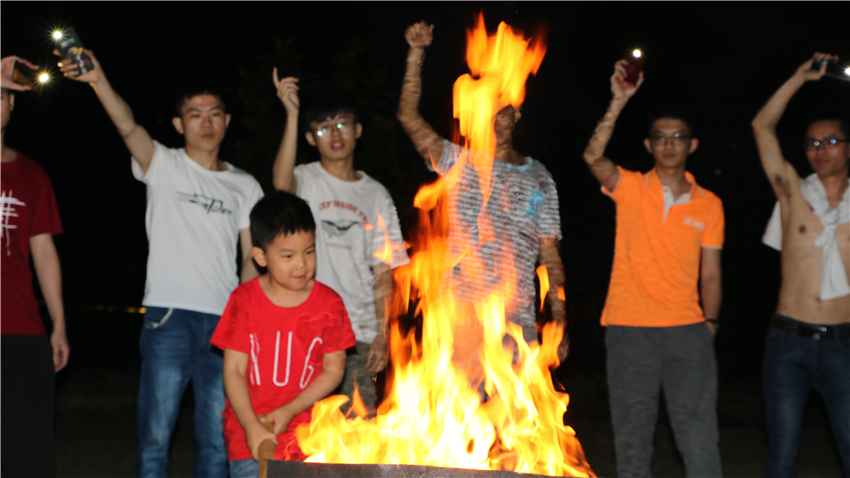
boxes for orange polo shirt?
[600,167,724,327]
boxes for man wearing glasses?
[752,53,850,478]
[271,73,408,415]
[582,59,724,478]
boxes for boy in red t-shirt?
[211,191,356,478]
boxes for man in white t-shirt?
[270,71,408,414]
[60,50,263,478]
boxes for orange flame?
[295,15,593,476]
[372,214,395,266]
[537,265,550,312]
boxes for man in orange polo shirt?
[582,60,724,478]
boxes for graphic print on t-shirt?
[177,191,233,215]
[1,189,25,255]
[321,219,362,238]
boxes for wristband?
[705,318,719,330]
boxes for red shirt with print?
[1,153,63,335]
[211,278,356,461]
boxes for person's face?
[172,94,230,153]
[494,105,521,144]
[805,120,850,178]
[644,118,698,169]
[252,230,317,293]
[305,113,362,162]
[1,89,14,132]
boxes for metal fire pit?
[268,461,569,478]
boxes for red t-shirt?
[211,278,356,461]
[1,153,62,335]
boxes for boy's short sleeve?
[210,287,251,354]
[536,168,562,241]
[370,193,411,270]
[239,179,264,231]
[601,166,639,203]
[322,295,357,354]
[428,140,461,176]
[702,195,725,249]
[28,168,63,238]
[132,141,170,185]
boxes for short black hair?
[249,191,316,251]
[174,75,227,117]
[647,104,698,138]
[805,107,850,139]
[301,89,360,132]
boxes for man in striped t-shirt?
[398,21,569,378]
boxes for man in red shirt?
[1,55,69,478]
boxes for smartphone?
[55,27,94,75]
[810,58,850,82]
[623,49,643,86]
[11,60,38,87]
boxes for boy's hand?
[258,406,295,436]
[611,59,643,100]
[365,335,388,374]
[245,420,277,461]
[55,48,103,84]
[272,68,299,115]
[793,52,838,82]
[50,328,70,372]
[1,56,37,91]
[405,21,434,49]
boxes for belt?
[770,317,850,340]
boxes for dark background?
[3,0,849,424]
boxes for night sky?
[3,2,849,378]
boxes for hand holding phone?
[55,27,94,75]
[11,60,39,88]
[810,58,850,82]
[623,49,643,86]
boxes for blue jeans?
[137,307,228,478]
[763,315,850,478]
[229,459,259,478]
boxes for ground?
[54,311,844,477]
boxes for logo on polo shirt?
[177,192,233,215]
[683,216,705,230]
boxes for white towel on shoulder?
[762,174,850,300]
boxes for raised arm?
[259,350,346,435]
[751,53,834,201]
[271,69,300,193]
[397,21,445,163]
[30,233,69,371]
[57,49,155,173]
[582,60,644,192]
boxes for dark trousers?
[763,315,850,478]
[1,334,56,478]
[606,324,721,478]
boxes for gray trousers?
[606,324,721,478]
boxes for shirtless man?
[752,52,850,478]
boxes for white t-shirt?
[294,161,409,343]
[431,140,562,328]
[132,141,264,315]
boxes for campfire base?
[268,461,566,478]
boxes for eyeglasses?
[649,133,691,146]
[315,119,354,138]
[804,138,848,150]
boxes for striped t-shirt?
[429,140,562,328]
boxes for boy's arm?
[751,53,834,202]
[583,60,644,192]
[223,348,278,460]
[700,247,722,335]
[366,263,393,374]
[259,350,347,435]
[539,238,568,362]
[397,21,446,164]
[30,233,69,371]
[271,69,300,193]
[57,49,155,173]
[239,229,259,283]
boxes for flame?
[537,265,550,312]
[295,14,593,476]
[372,214,395,266]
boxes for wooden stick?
[258,420,276,478]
